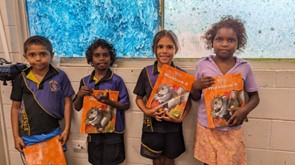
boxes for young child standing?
[192,15,260,165]
[10,35,74,152]
[73,39,130,165]
[133,30,191,165]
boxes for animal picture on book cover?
[210,90,245,126]
[151,84,189,118]
[80,90,118,134]
[85,105,115,132]
[204,73,245,128]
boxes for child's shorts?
[140,131,185,159]
[194,123,247,165]
[87,133,125,165]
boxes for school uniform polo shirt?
[78,69,130,133]
[10,65,75,136]
[133,61,184,133]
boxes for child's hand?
[76,86,92,98]
[93,92,110,104]
[14,136,25,152]
[162,111,182,123]
[144,107,165,122]
[227,106,249,127]
[59,130,70,145]
[194,76,215,90]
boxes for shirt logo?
[49,80,58,91]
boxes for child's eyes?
[227,38,236,42]
[157,45,163,49]
[93,53,110,58]
[215,38,223,42]
[157,45,174,49]
[40,52,48,57]
[27,52,48,57]
[28,53,36,57]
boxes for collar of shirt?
[88,68,113,84]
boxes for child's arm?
[162,96,192,123]
[73,86,92,111]
[227,91,260,126]
[135,96,164,121]
[59,96,72,145]
[191,76,215,101]
[11,101,25,152]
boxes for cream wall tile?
[244,119,271,149]
[66,158,89,165]
[3,104,11,129]
[0,38,3,52]
[270,121,295,151]
[9,151,23,165]
[0,0,15,25]
[175,142,202,165]
[126,84,140,111]
[5,26,20,52]
[71,108,82,134]
[124,137,152,164]
[182,114,197,144]
[125,111,143,139]
[247,148,295,165]
[6,128,14,151]
[116,68,142,83]
[254,70,276,88]
[276,71,295,88]
[248,88,295,120]
[61,67,92,81]
[71,81,80,94]
[66,133,88,158]
[1,84,12,104]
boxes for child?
[133,30,191,165]
[73,39,130,165]
[10,35,74,152]
[192,15,260,165]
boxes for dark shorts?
[140,131,185,159]
[87,133,125,165]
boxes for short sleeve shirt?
[195,56,259,131]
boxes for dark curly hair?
[24,35,53,54]
[203,15,247,51]
[85,39,116,66]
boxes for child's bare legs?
[153,155,175,165]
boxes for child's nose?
[221,41,229,46]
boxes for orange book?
[80,90,119,134]
[146,64,195,118]
[203,73,245,128]
[23,135,66,165]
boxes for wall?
[1,0,295,165]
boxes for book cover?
[23,135,66,165]
[80,90,119,134]
[146,64,195,118]
[203,73,245,128]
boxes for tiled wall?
[1,0,295,164]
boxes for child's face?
[154,36,177,66]
[92,47,111,71]
[23,44,53,72]
[213,27,238,59]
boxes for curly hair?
[203,15,247,50]
[85,39,116,66]
[24,35,53,54]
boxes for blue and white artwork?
[165,0,295,58]
[26,0,160,58]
